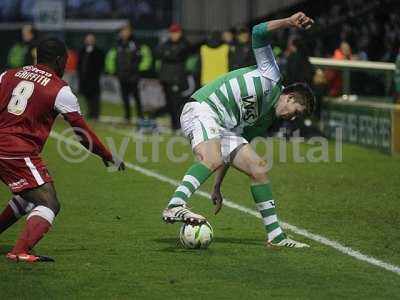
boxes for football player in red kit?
[0,38,125,262]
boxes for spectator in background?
[354,37,369,61]
[325,41,353,96]
[200,31,229,86]
[282,36,315,134]
[7,24,38,68]
[185,50,201,90]
[105,46,117,75]
[229,27,255,71]
[21,24,38,66]
[285,36,314,85]
[156,23,191,130]
[116,24,147,124]
[65,48,79,74]
[222,28,235,46]
[333,41,353,60]
[63,47,79,92]
[78,34,104,120]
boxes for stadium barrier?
[320,98,400,154]
[311,57,399,154]
[310,57,395,97]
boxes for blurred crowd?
[266,0,400,98]
[5,23,261,130]
[267,0,400,62]
[6,3,400,130]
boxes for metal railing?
[309,57,396,97]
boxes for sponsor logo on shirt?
[241,95,258,125]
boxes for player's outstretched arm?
[267,12,314,31]
[54,86,125,171]
[252,12,314,48]
[251,12,314,82]
[63,112,125,171]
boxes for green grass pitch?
[1,102,400,299]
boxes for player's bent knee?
[250,160,269,183]
[40,197,60,216]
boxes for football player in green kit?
[163,12,315,248]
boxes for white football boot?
[266,237,310,249]
[162,205,206,224]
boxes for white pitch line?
[50,130,400,276]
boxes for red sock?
[12,216,52,254]
[0,205,18,234]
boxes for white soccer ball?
[179,221,213,249]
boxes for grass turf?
[0,102,399,299]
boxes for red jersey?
[0,64,80,157]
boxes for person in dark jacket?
[116,24,144,123]
[157,23,191,130]
[284,36,317,133]
[228,27,255,71]
[285,36,314,85]
[78,33,104,120]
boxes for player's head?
[275,82,315,120]
[119,24,133,41]
[340,41,352,58]
[236,27,250,44]
[84,33,96,46]
[222,28,234,44]
[37,38,68,77]
[21,24,37,43]
[168,23,182,42]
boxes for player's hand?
[103,157,126,171]
[211,186,224,215]
[288,12,314,29]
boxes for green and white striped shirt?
[191,22,282,141]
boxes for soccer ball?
[179,221,213,249]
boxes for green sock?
[251,182,286,243]
[168,163,212,208]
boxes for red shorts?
[0,156,52,193]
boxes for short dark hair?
[37,38,67,64]
[282,82,315,116]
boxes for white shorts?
[180,102,248,163]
